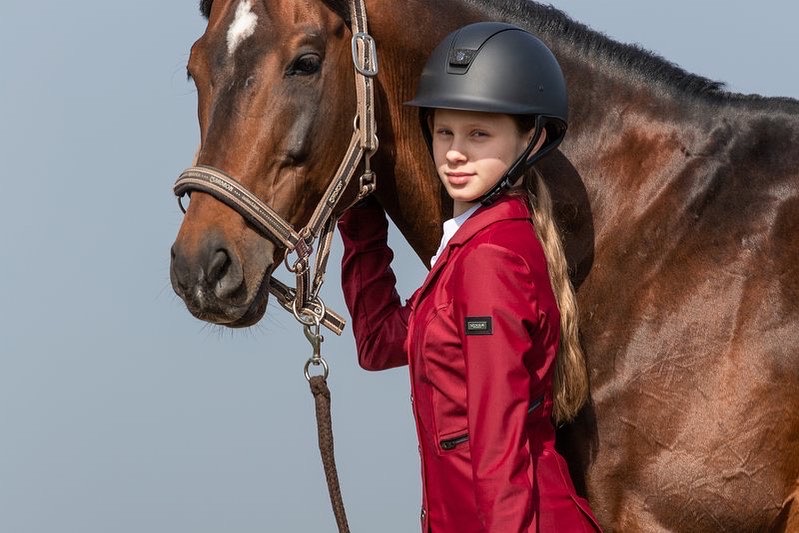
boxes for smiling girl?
[338,22,601,532]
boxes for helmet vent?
[448,48,476,69]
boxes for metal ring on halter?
[292,297,327,326]
[284,252,309,275]
[353,116,379,156]
[177,194,188,214]
[351,115,378,142]
[283,229,314,274]
[367,133,379,155]
[304,356,330,381]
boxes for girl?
[338,22,601,532]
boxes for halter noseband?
[173,0,378,335]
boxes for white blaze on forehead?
[227,0,258,56]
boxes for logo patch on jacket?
[465,316,492,335]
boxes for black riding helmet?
[405,22,568,205]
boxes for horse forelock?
[460,0,739,100]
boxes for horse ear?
[321,0,352,25]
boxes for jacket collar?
[414,194,531,302]
[447,194,530,249]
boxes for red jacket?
[339,195,600,532]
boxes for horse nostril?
[171,233,246,305]
[206,249,231,286]
[205,248,244,299]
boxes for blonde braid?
[521,169,589,423]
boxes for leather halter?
[173,0,378,335]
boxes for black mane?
[199,0,212,19]
[466,0,733,99]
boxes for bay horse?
[169,0,799,530]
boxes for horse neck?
[365,1,487,264]
[550,43,799,288]
[555,50,712,236]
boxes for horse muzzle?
[170,228,275,327]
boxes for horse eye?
[288,53,321,76]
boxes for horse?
[169,0,799,530]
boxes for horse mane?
[199,0,212,19]
[464,0,742,100]
[476,1,799,107]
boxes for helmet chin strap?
[479,115,547,206]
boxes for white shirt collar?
[429,204,481,268]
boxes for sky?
[1,1,797,532]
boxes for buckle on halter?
[351,32,378,77]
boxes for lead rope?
[303,318,350,533]
[309,376,349,532]
[299,2,375,528]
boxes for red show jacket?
[339,195,600,532]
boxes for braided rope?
[308,376,350,533]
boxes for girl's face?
[432,109,531,216]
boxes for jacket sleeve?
[452,242,545,532]
[337,198,410,371]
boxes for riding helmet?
[405,22,568,204]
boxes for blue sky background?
[1,2,796,532]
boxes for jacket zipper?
[440,434,469,450]
[439,398,543,451]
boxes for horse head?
[170,0,357,327]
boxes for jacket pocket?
[439,433,469,451]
